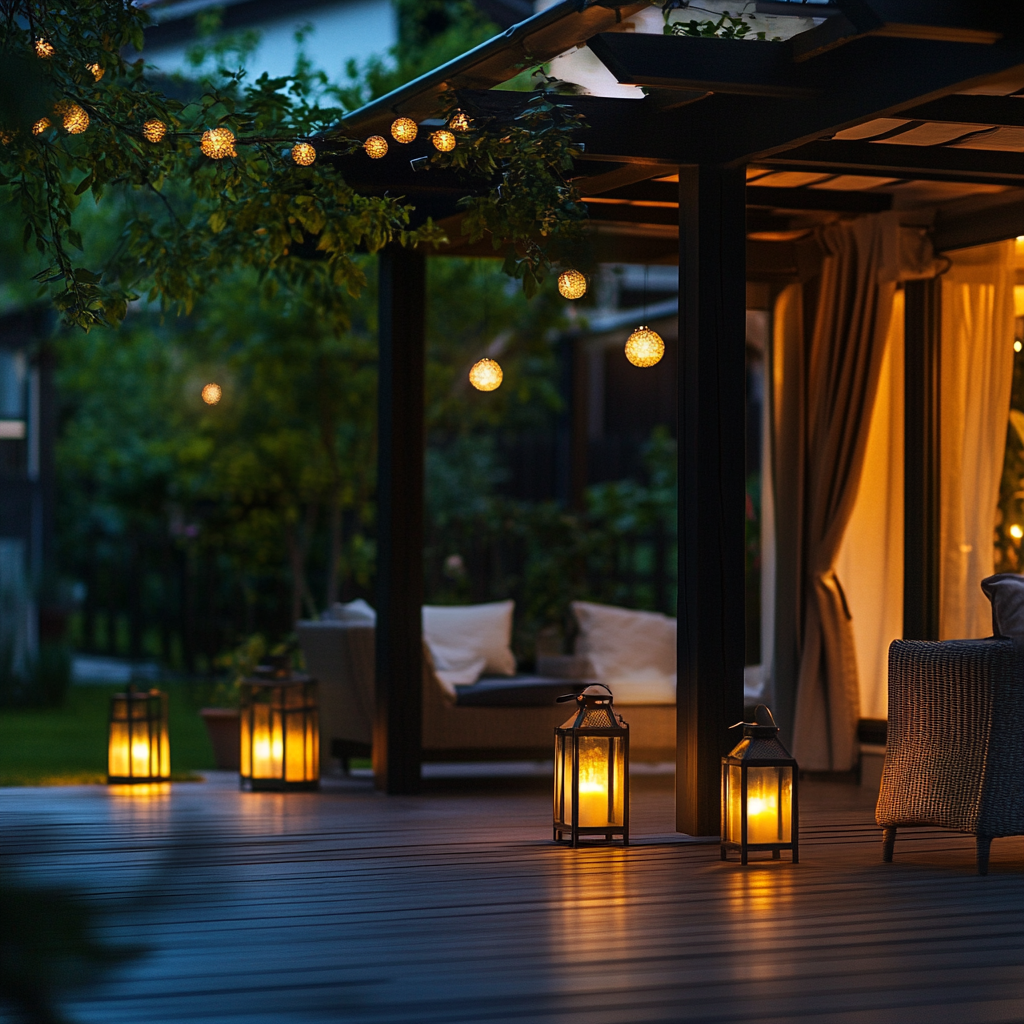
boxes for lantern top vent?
[726,705,795,763]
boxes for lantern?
[107,685,171,784]
[201,382,222,405]
[557,269,587,300]
[449,110,471,132]
[56,101,89,135]
[390,117,418,143]
[431,130,456,152]
[31,117,50,136]
[35,38,55,59]
[201,127,236,159]
[553,684,629,846]
[87,62,104,81]
[469,358,502,392]
[142,118,167,143]
[291,141,316,166]
[364,135,388,159]
[240,660,319,791]
[625,326,665,367]
[721,705,798,864]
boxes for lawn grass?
[0,683,216,786]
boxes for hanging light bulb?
[142,119,167,143]
[469,358,503,392]
[200,127,236,159]
[364,135,388,159]
[624,326,665,368]
[87,62,104,81]
[201,382,223,405]
[56,101,89,134]
[449,110,471,132]
[431,130,456,152]
[35,38,55,59]
[31,117,50,136]
[390,117,418,144]
[291,141,316,166]
[557,270,587,300]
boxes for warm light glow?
[107,689,170,783]
[576,743,610,827]
[31,117,50,136]
[1015,340,1022,353]
[390,117,418,143]
[35,38,55,58]
[431,129,456,152]
[201,127,236,159]
[201,382,222,405]
[1010,524,1023,540]
[142,119,167,143]
[625,326,665,367]
[364,135,388,159]
[87,62,104,81]
[291,141,316,166]
[57,101,89,134]
[558,269,587,300]
[469,358,503,391]
[449,110,471,132]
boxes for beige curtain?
[773,213,939,771]
[834,291,904,722]
[939,241,1016,639]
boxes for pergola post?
[676,166,747,837]
[903,278,941,640]
[373,245,426,794]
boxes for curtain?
[938,241,1016,640]
[772,213,940,771]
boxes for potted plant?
[199,634,267,770]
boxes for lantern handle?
[556,682,613,703]
[729,704,778,729]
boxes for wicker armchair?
[877,637,1024,875]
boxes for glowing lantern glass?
[449,110,471,132]
[721,705,799,864]
[431,130,456,152]
[107,686,170,784]
[291,141,316,166]
[201,127,236,159]
[391,117,418,143]
[142,119,167,143]
[35,38,55,59]
[553,684,629,846]
[558,269,587,300]
[469,358,502,391]
[57,101,89,135]
[364,135,388,159]
[240,662,319,791]
[625,326,665,367]
[31,117,50,136]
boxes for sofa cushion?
[981,573,1024,637]
[454,675,589,707]
[423,600,517,693]
[572,600,676,704]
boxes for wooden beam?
[900,94,1024,127]
[903,278,941,641]
[746,185,892,212]
[374,246,426,795]
[932,189,1024,251]
[676,166,747,837]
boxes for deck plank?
[2,774,1021,1024]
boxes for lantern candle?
[107,685,171,784]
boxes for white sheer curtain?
[939,241,1016,639]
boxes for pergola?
[337,0,1024,836]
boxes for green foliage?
[662,3,777,40]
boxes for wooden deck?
[3,770,1022,1024]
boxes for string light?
[390,117,418,143]
[557,270,587,300]
[449,111,471,132]
[469,358,503,392]
[56,101,89,134]
[431,130,456,152]
[364,135,388,159]
[1015,339,1022,353]
[201,127,236,159]
[142,119,167,143]
[291,142,316,166]
[625,327,665,368]
[1011,524,1023,540]
[31,117,50,136]
[34,38,55,58]
[87,62,104,81]
[201,383,222,405]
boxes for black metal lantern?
[107,685,170,784]
[240,658,319,792]
[721,705,798,864]
[554,684,629,846]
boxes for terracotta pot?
[200,708,241,770]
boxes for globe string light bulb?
[390,117,418,144]
[87,62,104,81]
[35,38,55,59]
[364,135,388,159]
[449,110,471,132]
[56,101,89,135]
[142,118,167,143]
[200,127,236,159]
[624,326,665,368]
[201,382,223,405]
[1011,524,1024,540]
[557,269,587,300]
[469,358,503,392]
[431,130,456,152]
[291,141,316,166]
[31,117,50,136]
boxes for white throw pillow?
[325,598,376,624]
[572,601,676,705]
[423,600,516,696]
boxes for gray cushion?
[980,573,1024,637]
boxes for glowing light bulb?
[31,117,50,136]
[201,382,222,405]
[625,326,665,367]
[1010,524,1023,540]
[142,119,167,143]
[200,127,236,159]
[390,117,418,144]
[431,130,455,152]
[449,111,471,132]
[35,38,55,59]
[291,141,316,166]
[364,135,388,159]
[87,62,104,81]
[469,358,502,392]
[558,269,587,300]
[56,101,89,134]
[1015,340,1022,353]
